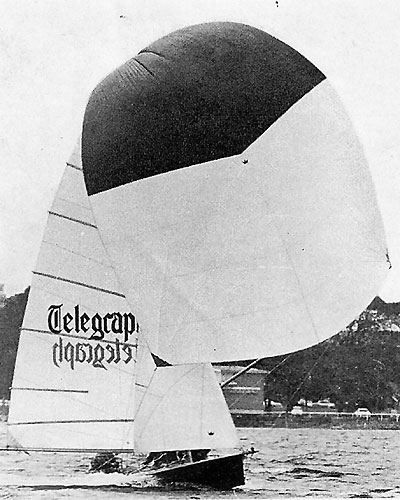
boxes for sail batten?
[32,271,126,298]
[48,210,98,228]
[20,327,137,347]
[10,387,89,393]
[9,419,136,426]
[66,162,83,171]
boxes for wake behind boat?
[6,22,388,490]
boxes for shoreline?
[3,406,400,432]
[231,411,400,430]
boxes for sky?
[1,0,400,301]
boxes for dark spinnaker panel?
[82,22,325,196]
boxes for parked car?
[354,408,371,417]
[291,405,303,415]
[315,399,335,408]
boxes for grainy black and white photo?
[1,1,400,498]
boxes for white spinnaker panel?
[88,80,388,364]
[8,144,137,451]
[134,363,239,453]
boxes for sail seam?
[42,240,115,268]
[8,418,135,426]
[48,210,97,228]
[11,387,89,394]
[32,271,126,297]
[21,327,137,348]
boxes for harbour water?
[1,424,400,498]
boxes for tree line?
[0,287,29,399]
[260,297,400,412]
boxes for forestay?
[8,142,138,451]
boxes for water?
[1,424,400,498]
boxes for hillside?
[0,288,29,399]
[261,298,400,412]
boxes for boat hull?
[152,452,245,489]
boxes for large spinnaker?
[82,23,389,365]
[8,142,137,451]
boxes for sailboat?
[7,22,388,490]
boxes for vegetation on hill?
[0,288,29,399]
[262,298,400,412]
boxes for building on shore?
[214,365,268,412]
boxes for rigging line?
[289,340,332,404]
[42,240,116,269]
[221,358,265,388]
[32,271,126,298]
[224,353,294,409]
[48,210,97,229]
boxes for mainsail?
[8,142,138,451]
[82,22,389,365]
